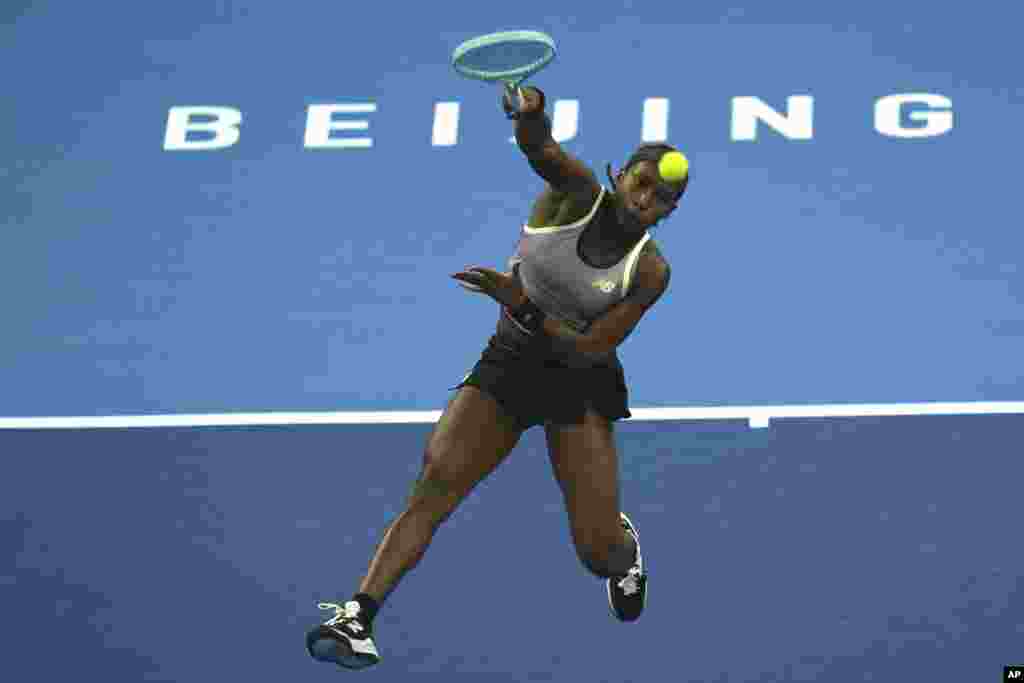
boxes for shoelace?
[318,601,365,633]
[617,567,643,596]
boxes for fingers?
[501,84,543,119]
[452,267,497,280]
[451,266,524,310]
[455,280,485,292]
[501,82,521,119]
[520,87,533,111]
[451,268,492,293]
[519,87,544,115]
[468,266,500,278]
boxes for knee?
[417,442,458,496]
[406,444,462,522]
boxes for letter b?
[163,106,242,151]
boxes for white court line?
[1,401,1023,430]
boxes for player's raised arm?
[505,86,600,198]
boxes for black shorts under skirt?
[455,336,632,430]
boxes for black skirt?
[455,334,632,430]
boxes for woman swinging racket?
[306,31,690,669]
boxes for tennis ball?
[658,151,689,183]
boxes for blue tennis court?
[3,416,1022,681]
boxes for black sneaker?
[305,601,381,669]
[606,512,647,622]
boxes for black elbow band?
[529,112,553,137]
[517,113,553,154]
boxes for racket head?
[451,30,556,84]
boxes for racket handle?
[502,82,523,120]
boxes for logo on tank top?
[592,278,617,294]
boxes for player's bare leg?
[545,410,646,621]
[307,386,523,668]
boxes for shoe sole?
[306,625,380,669]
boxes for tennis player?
[306,84,689,669]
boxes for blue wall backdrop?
[3,1,1023,681]
[3,0,1023,415]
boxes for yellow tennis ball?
[658,151,689,183]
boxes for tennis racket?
[451,30,557,117]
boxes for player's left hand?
[451,266,527,309]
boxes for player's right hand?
[502,85,545,119]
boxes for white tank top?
[508,187,651,333]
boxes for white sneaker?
[305,601,381,669]
[606,512,647,622]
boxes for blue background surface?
[3,2,1023,681]
[3,416,1023,681]
[3,1,1023,416]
